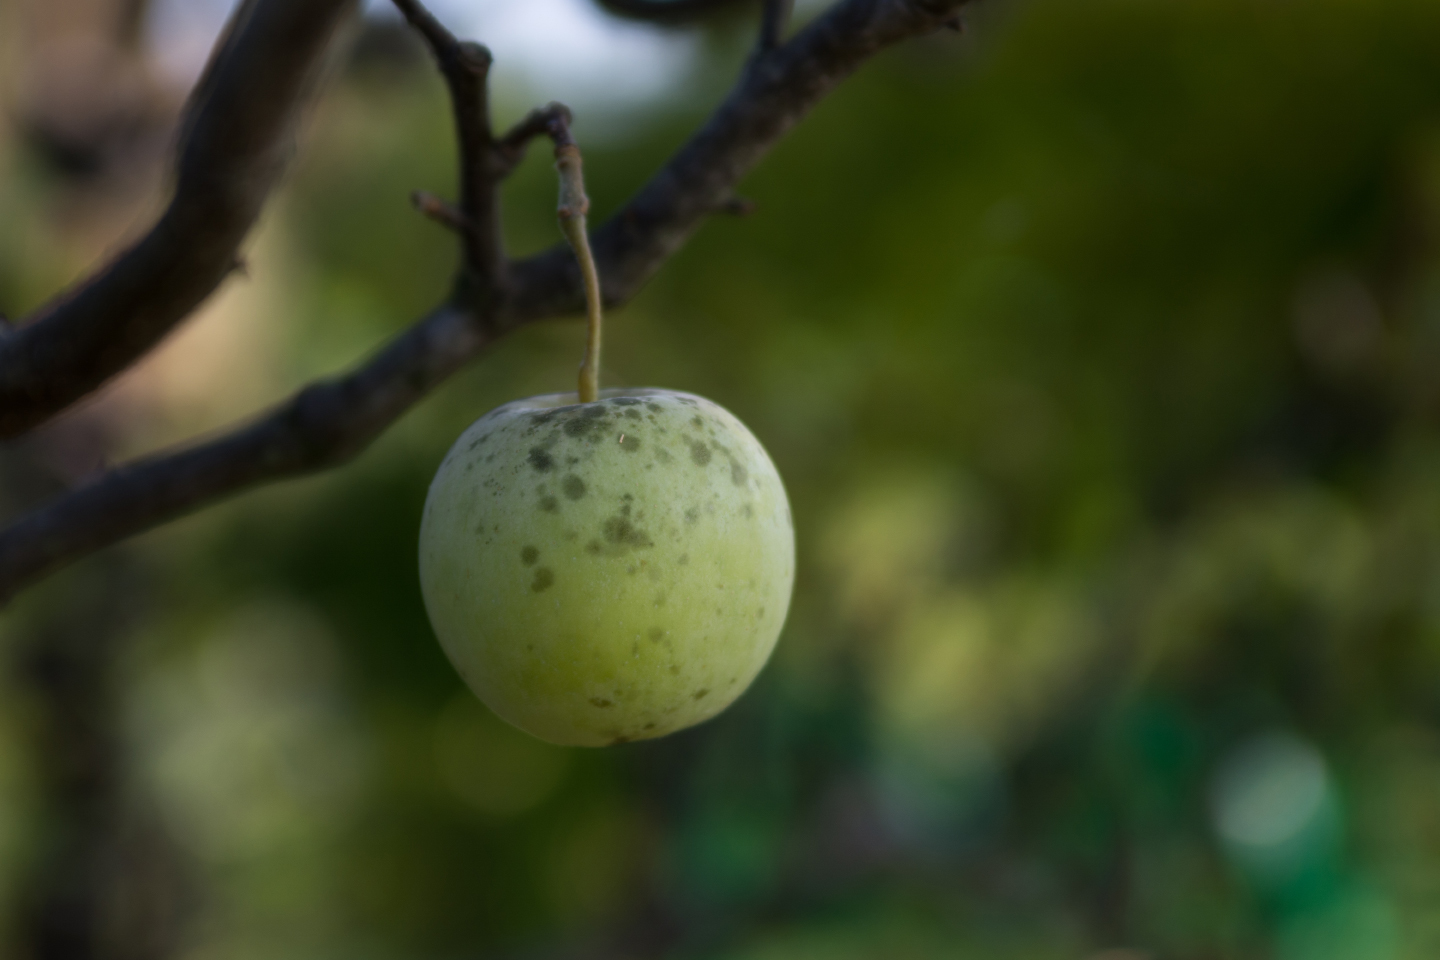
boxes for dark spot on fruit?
[531,568,555,592]
[758,606,766,618]
[604,516,654,549]
[690,416,704,430]
[612,736,631,745]
[644,402,663,413]
[539,495,559,513]
[627,564,638,575]
[623,409,642,421]
[586,540,602,554]
[563,475,587,500]
[563,417,598,438]
[730,459,748,486]
[612,397,643,406]
[644,723,656,730]
[689,441,712,467]
[669,665,680,675]
[684,507,699,524]
[742,504,754,518]
[693,689,710,700]
[527,447,554,472]
[590,698,613,708]
[582,405,607,419]
[656,449,673,465]
[648,627,665,642]
[678,553,689,565]
[618,433,641,453]
[521,546,539,565]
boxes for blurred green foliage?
[6,0,1440,957]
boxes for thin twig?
[387,0,453,51]
[391,0,501,282]
[0,0,976,604]
[593,0,749,24]
[411,190,473,233]
[494,103,573,176]
[503,0,973,317]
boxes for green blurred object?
[5,0,1440,956]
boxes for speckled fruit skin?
[419,388,794,747]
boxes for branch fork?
[0,0,976,604]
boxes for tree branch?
[0,0,974,604]
[411,190,473,234]
[391,0,503,283]
[592,0,750,25]
[0,304,486,600]
[494,103,574,177]
[0,0,360,440]
[503,0,971,317]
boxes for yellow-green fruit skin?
[419,388,794,747]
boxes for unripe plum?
[419,388,794,746]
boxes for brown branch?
[0,0,974,604]
[503,0,973,317]
[411,190,473,233]
[592,0,750,25]
[0,303,487,600]
[494,103,574,176]
[391,0,502,283]
[0,0,361,440]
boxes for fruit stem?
[555,142,602,404]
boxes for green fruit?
[419,388,794,747]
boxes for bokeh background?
[3,0,1440,957]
